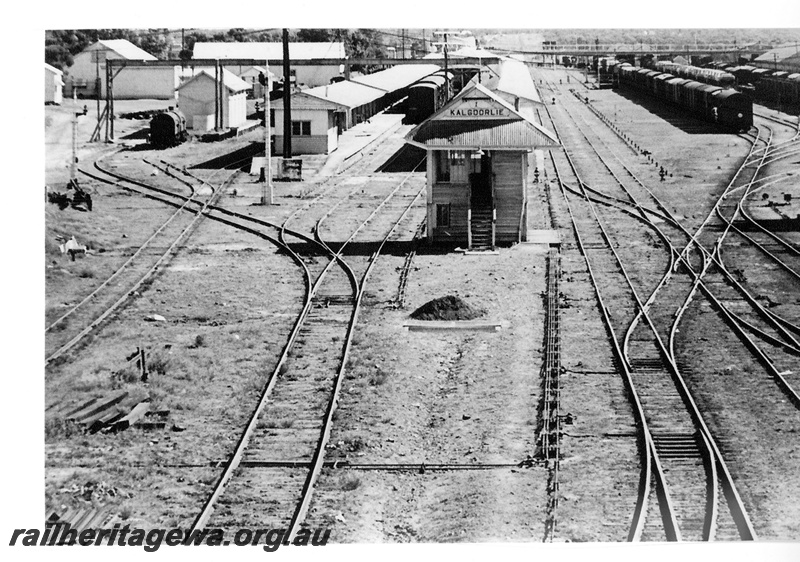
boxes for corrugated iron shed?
[351,64,441,92]
[302,80,385,109]
[192,42,346,60]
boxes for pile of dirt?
[410,295,486,321]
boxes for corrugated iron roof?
[88,39,157,61]
[497,59,542,103]
[754,44,800,63]
[302,80,385,109]
[45,62,63,75]
[405,82,559,149]
[271,92,345,111]
[351,64,441,92]
[407,119,559,149]
[192,42,346,60]
[176,68,251,92]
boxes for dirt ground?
[40,73,800,546]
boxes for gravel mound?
[410,295,486,321]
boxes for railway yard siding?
[42,56,800,544]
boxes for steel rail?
[46,162,236,365]
[544,84,760,540]
[563,102,800,365]
[46,163,198,334]
[190,156,426,539]
[551,88,763,538]
[287,158,427,542]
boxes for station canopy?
[405,83,559,150]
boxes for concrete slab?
[320,113,405,176]
[403,320,507,332]
[524,229,560,244]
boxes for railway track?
[541,77,759,541]
[552,79,800,405]
[45,157,237,366]
[191,154,426,540]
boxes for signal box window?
[436,204,451,227]
[436,151,451,182]
[291,121,311,136]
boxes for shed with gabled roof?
[67,39,181,99]
[176,68,251,130]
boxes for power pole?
[282,28,292,159]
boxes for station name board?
[446,98,512,120]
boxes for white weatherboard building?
[67,39,180,100]
[272,93,344,155]
[45,63,64,105]
[191,42,346,88]
[176,69,251,131]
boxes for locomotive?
[615,63,753,132]
[149,108,188,149]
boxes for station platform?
[523,149,560,246]
[317,113,405,177]
[264,113,405,181]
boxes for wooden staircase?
[470,207,494,250]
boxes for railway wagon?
[756,71,800,105]
[149,109,188,149]
[404,71,452,125]
[615,63,753,131]
[728,65,759,86]
[654,61,736,88]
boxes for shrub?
[340,474,361,491]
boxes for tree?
[297,29,335,42]
[138,29,172,58]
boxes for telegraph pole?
[282,28,292,159]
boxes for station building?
[272,92,345,155]
[271,64,443,155]
[405,82,559,249]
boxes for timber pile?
[46,391,166,434]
